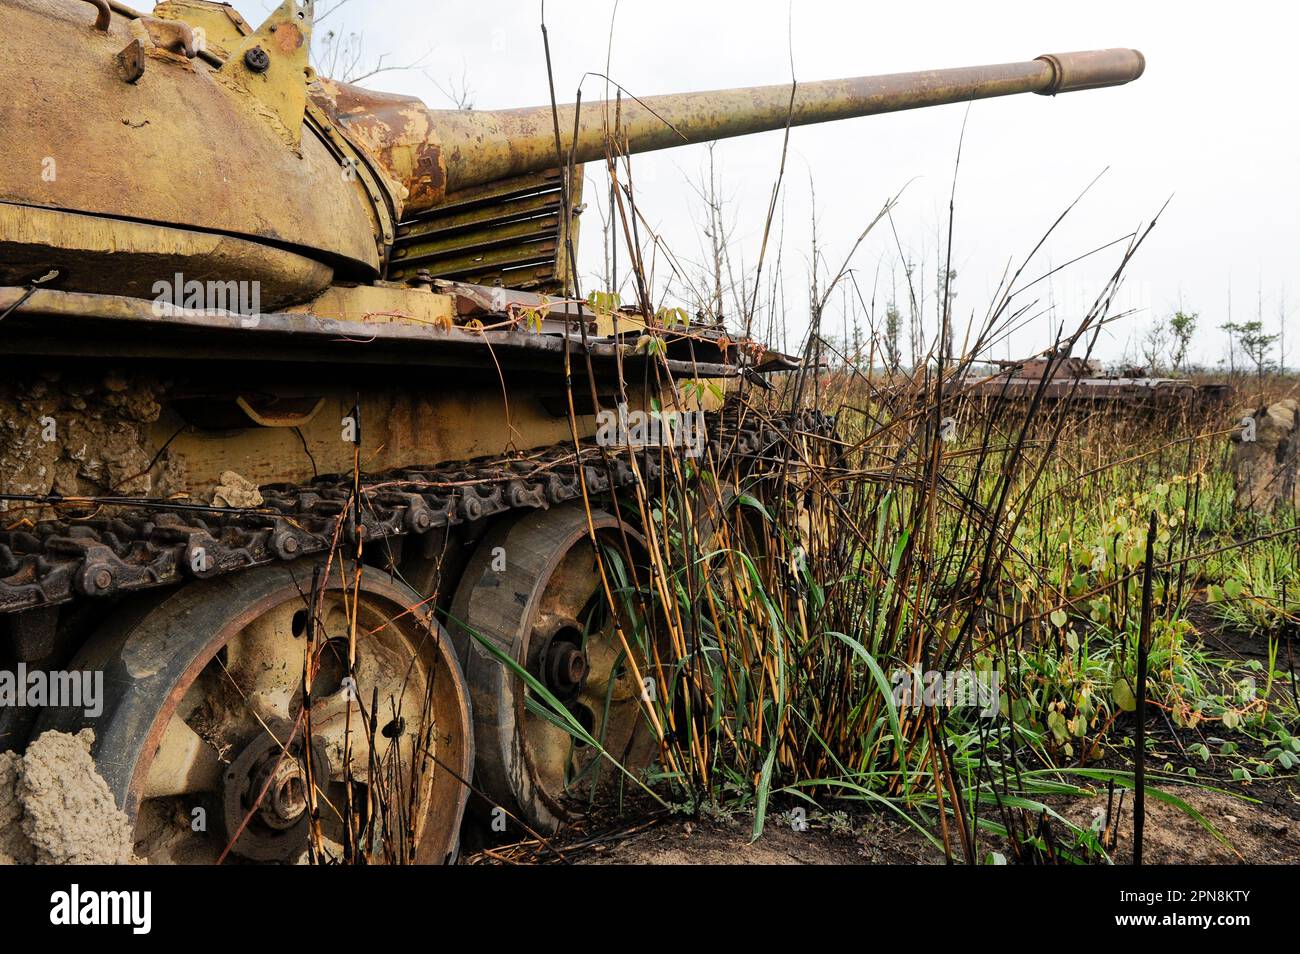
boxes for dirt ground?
[1055,787,1296,864]
[471,725,1299,866]
[519,783,1294,866]
[574,812,944,866]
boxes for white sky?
[280,0,1296,368]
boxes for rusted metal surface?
[1231,399,1300,514]
[311,79,448,217]
[0,203,333,309]
[0,0,378,295]
[0,283,783,508]
[0,0,1145,310]
[152,0,252,56]
[317,49,1145,215]
[114,37,145,83]
[433,279,598,335]
[388,166,584,293]
[135,16,199,59]
[234,394,326,427]
[306,99,400,255]
[32,562,474,864]
[0,284,748,378]
[210,0,313,147]
[959,356,1230,409]
[0,408,822,614]
[287,282,459,327]
[1036,49,1147,94]
[448,505,661,834]
[77,0,111,30]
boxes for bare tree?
[686,144,739,323]
[430,64,475,110]
[1140,320,1169,374]
[1221,320,1240,375]
[311,0,472,108]
[1278,285,1290,372]
[937,259,957,364]
[884,298,902,371]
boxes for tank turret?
[0,0,1144,304]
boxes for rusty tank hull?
[0,0,1147,860]
[958,357,1230,412]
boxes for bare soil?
[574,812,943,866]
[1054,787,1296,864]
[505,780,1294,866]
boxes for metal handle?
[139,17,198,59]
[80,0,112,32]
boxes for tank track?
[0,409,833,615]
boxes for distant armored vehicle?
[960,357,1230,411]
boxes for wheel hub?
[221,725,328,862]
[253,755,309,831]
[543,636,589,695]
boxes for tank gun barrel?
[320,48,1144,216]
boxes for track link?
[0,410,833,614]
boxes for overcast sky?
[289,0,1296,368]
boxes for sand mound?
[0,729,134,865]
[0,750,32,865]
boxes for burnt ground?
[470,771,1297,865]
[575,812,942,865]
[1069,607,1300,864]
[461,803,946,866]
[464,616,1299,866]
[462,779,1296,866]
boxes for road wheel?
[35,561,473,864]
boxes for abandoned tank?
[0,0,1146,862]
[959,356,1230,410]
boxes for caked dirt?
[0,371,184,518]
[0,728,134,865]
